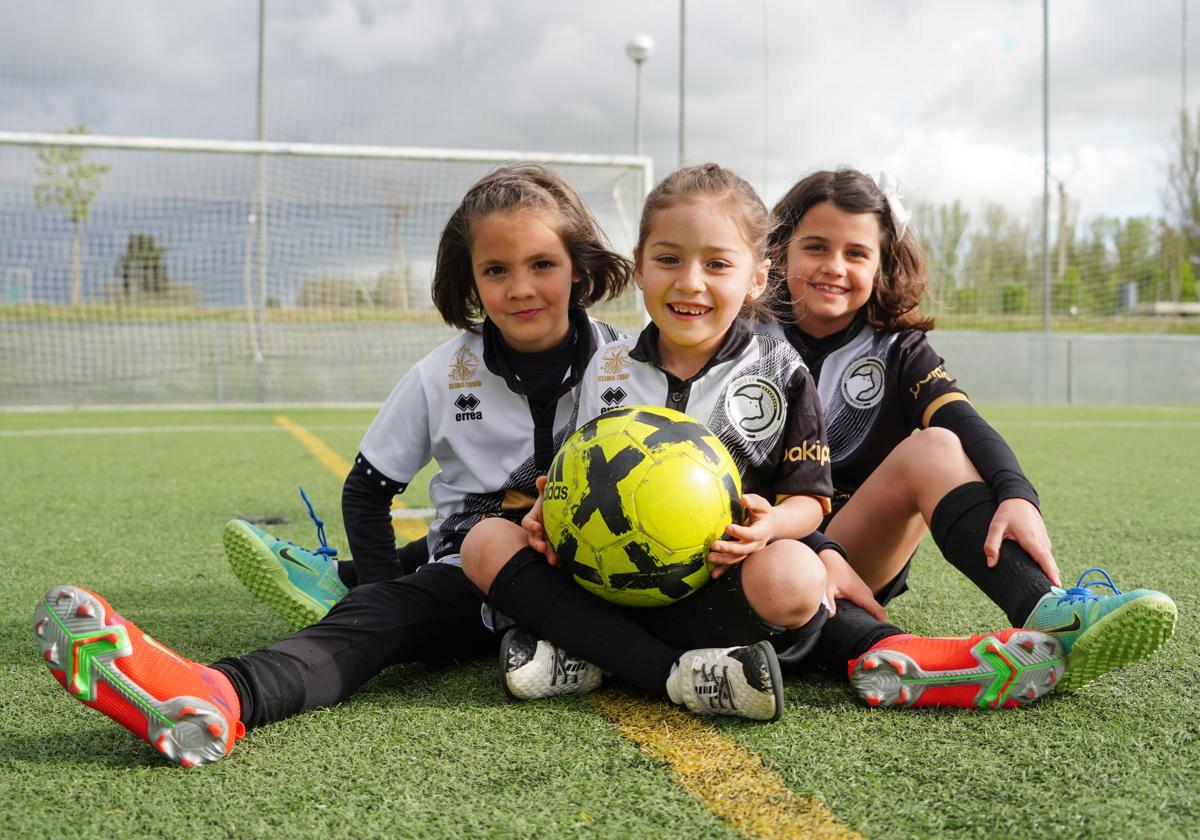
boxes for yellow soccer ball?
[543,405,743,607]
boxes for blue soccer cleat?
[1023,567,1176,692]
[224,489,348,629]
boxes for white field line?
[0,424,363,438]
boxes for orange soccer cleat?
[34,585,244,767]
[848,629,1065,710]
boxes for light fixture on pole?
[625,33,654,155]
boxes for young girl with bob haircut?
[33,163,633,767]
[765,167,1176,706]
[460,163,1055,720]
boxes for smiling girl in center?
[462,164,842,720]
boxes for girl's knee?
[460,518,526,592]
[740,544,826,629]
[903,426,964,462]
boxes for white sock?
[665,661,683,705]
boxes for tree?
[962,203,1035,313]
[33,125,111,305]
[1166,108,1200,260]
[116,233,171,303]
[913,200,969,307]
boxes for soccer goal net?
[0,131,651,407]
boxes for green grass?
[2,406,1198,838]
[4,302,1198,334]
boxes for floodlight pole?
[254,0,269,362]
[626,35,654,155]
[1041,0,1051,334]
[678,0,686,167]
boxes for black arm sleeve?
[928,400,1040,507]
[341,452,409,585]
[801,530,847,561]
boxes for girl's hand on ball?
[522,475,558,565]
[707,494,775,577]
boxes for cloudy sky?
[1,0,1195,222]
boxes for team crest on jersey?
[597,343,633,386]
[449,347,481,389]
[725,375,785,442]
[601,346,630,376]
[841,357,885,409]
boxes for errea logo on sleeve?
[454,393,482,421]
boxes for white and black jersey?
[578,319,833,509]
[359,309,622,562]
[779,314,1036,510]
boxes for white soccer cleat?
[498,628,604,701]
[666,640,785,722]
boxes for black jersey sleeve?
[928,400,1040,507]
[341,452,410,585]
[775,367,834,512]
[895,331,969,432]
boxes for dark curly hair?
[431,164,633,330]
[767,168,933,332]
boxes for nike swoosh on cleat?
[1044,615,1082,634]
[278,547,316,573]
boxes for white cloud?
[0,0,1191,221]
[280,0,498,75]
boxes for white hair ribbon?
[872,172,912,241]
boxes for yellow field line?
[273,415,427,540]
[593,692,862,840]
[275,415,860,838]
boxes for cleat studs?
[985,640,1001,654]
[43,643,59,664]
[76,604,95,617]
[1021,639,1035,652]
[897,687,910,704]
[863,657,879,671]
[178,707,198,719]
[1049,670,1057,685]
[1024,687,1037,700]
[34,617,47,637]
[207,722,223,738]
[179,755,195,769]
[892,658,907,676]
[866,693,882,707]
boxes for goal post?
[0,131,652,407]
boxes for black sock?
[773,603,830,672]
[489,548,680,697]
[930,481,1053,626]
[210,649,306,732]
[810,600,906,677]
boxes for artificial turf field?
[2,405,1197,839]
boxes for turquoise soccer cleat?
[223,494,348,630]
[1023,567,1176,692]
